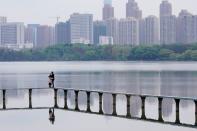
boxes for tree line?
[1,43,197,61]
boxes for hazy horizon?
[0,0,196,25]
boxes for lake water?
[0,61,197,131]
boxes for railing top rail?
[0,87,197,101]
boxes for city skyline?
[0,0,196,25]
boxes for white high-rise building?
[70,13,93,44]
[106,18,119,44]
[176,10,197,44]
[140,16,160,45]
[118,18,139,45]
[160,0,176,44]
[0,22,25,45]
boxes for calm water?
[0,61,197,131]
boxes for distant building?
[0,22,25,45]
[36,25,55,48]
[118,18,139,45]
[55,21,70,44]
[176,10,197,44]
[25,24,39,47]
[106,18,119,44]
[140,16,160,45]
[103,0,114,20]
[99,36,113,45]
[160,0,176,44]
[93,21,106,45]
[70,13,93,44]
[126,0,142,19]
[160,0,172,17]
[0,16,7,24]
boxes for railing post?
[158,97,163,122]
[175,99,180,124]
[64,90,68,109]
[195,100,197,126]
[29,89,32,108]
[3,90,6,109]
[99,92,103,114]
[112,94,117,116]
[141,96,146,119]
[54,89,58,108]
[75,90,79,111]
[126,95,131,118]
[86,91,91,112]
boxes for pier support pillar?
[74,90,79,111]
[141,96,146,119]
[175,99,180,124]
[64,90,68,109]
[54,89,58,108]
[3,90,6,109]
[195,100,197,126]
[112,94,117,116]
[126,95,131,118]
[86,91,91,112]
[99,92,104,114]
[29,89,32,109]
[158,97,163,122]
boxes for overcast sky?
[0,0,196,25]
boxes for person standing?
[49,72,55,88]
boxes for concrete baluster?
[158,97,163,122]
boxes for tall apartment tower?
[55,21,70,44]
[140,16,160,45]
[25,24,39,46]
[70,13,93,44]
[126,0,142,19]
[106,18,119,44]
[93,21,107,44]
[118,18,139,45]
[36,25,55,48]
[0,22,25,45]
[176,10,197,44]
[160,0,176,44]
[103,0,114,20]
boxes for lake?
[0,61,197,131]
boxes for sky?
[0,0,196,25]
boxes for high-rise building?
[140,16,160,45]
[25,24,39,46]
[0,17,7,24]
[118,18,139,45]
[160,0,176,44]
[126,0,142,19]
[36,25,55,48]
[106,18,119,44]
[70,13,93,44]
[93,21,106,44]
[55,21,70,44]
[103,0,114,20]
[0,22,25,45]
[176,10,197,44]
[160,0,172,17]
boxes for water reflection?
[0,63,197,126]
[49,108,55,124]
